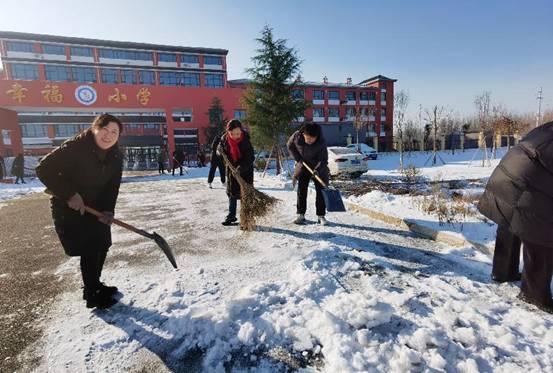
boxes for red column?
[38,64,46,81]
[165,108,176,157]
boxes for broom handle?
[301,162,328,189]
[84,206,150,237]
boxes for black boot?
[222,216,238,226]
[85,288,117,309]
[82,283,118,300]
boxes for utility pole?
[536,87,543,127]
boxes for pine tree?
[242,25,308,174]
[204,97,226,146]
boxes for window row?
[5,41,223,65]
[312,107,384,118]
[308,90,378,101]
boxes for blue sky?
[1,0,551,118]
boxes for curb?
[345,202,493,256]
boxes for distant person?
[208,135,226,188]
[0,154,5,180]
[36,114,124,309]
[478,121,553,314]
[287,122,330,226]
[12,153,25,184]
[157,147,167,174]
[197,150,206,168]
[217,119,254,226]
[172,149,185,176]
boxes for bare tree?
[424,105,447,165]
[393,90,409,170]
[474,91,492,166]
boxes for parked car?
[346,143,378,160]
[327,146,369,177]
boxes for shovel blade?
[322,188,347,212]
[152,232,178,268]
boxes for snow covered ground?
[26,171,553,372]
[0,178,44,205]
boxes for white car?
[327,146,369,177]
[346,143,378,160]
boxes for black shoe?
[83,283,118,300]
[85,289,117,309]
[491,273,522,283]
[518,292,553,314]
[222,216,238,226]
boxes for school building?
[0,31,395,167]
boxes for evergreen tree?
[204,97,226,146]
[242,25,308,173]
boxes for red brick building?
[0,31,395,167]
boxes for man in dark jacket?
[12,153,25,184]
[0,154,4,180]
[478,121,553,313]
[172,149,186,176]
[207,135,226,188]
[287,122,330,225]
[157,146,168,174]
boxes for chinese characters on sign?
[6,83,28,103]
[136,88,151,106]
[108,88,127,103]
[41,84,63,103]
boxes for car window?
[329,148,356,155]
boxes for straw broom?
[218,146,279,231]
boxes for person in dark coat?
[287,122,330,226]
[12,153,25,184]
[0,154,5,180]
[217,119,254,225]
[197,150,206,168]
[207,135,226,188]
[172,149,185,176]
[36,114,124,309]
[478,121,553,313]
[157,146,168,174]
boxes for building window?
[99,49,152,61]
[292,89,304,99]
[204,73,223,88]
[368,91,377,100]
[45,65,71,82]
[139,70,155,85]
[70,46,93,57]
[159,72,179,86]
[101,69,119,83]
[381,92,387,101]
[72,67,97,83]
[234,109,246,120]
[346,107,356,118]
[328,91,339,100]
[204,56,222,65]
[313,108,324,117]
[42,44,65,55]
[10,63,39,80]
[144,123,160,130]
[328,107,339,117]
[181,54,199,64]
[360,92,369,100]
[158,53,176,62]
[6,41,33,53]
[183,73,200,87]
[121,70,137,84]
[313,90,324,100]
[346,91,356,101]
[380,122,387,133]
[20,124,47,138]
[55,124,81,138]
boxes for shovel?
[84,206,178,269]
[301,162,346,212]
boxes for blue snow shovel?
[301,162,346,212]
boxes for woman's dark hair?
[91,114,123,134]
[226,119,242,131]
[301,122,321,138]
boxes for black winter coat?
[210,135,224,167]
[478,121,553,248]
[11,154,24,177]
[36,131,123,256]
[218,131,254,199]
[287,130,330,184]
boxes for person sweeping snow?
[36,114,124,309]
[287,122,331,225]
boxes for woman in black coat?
[36,114,124,309]
[207,134,226,188]
[478,121,553,313]
[287,122,330,225]
[217,119,254,225]
[12,153,25,184]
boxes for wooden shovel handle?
[84,206,149,237]
[301,162,328,188]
